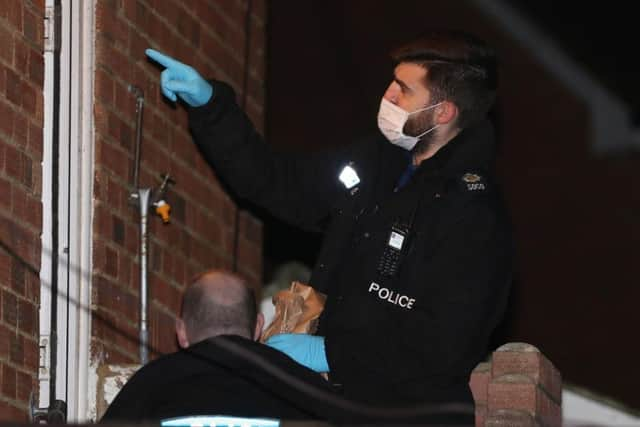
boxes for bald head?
[177,270,259,347]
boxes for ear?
[435,101,458,125]
[253,313,265,341]
[175,318,190,349]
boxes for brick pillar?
[470,343,562,427]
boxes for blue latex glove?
[145,48,213,107]
[265,334,329,373]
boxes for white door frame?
[39,0,95,421]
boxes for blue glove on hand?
[265,334,329,373]
[145,48,213,107]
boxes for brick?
[3,290,18,326]
[154,309,177,354]
[0,177,11,215]
[2,363,17,399]
[14,39,29,76]
[112,215,125,246]
[5,67,22,107]
[114,82,136,123]
[0,25,15,64]
[27,121,42,161]
[240,210,262,245]
[16,370,32,403]
[104,243,118,278]
[10,333,24,365]
[11,185,27,224]
[237,237,261,281]
[179,229,192,260]
[118,254,132,289]
[18,299,35,335]
[95,275,114,312]
[475,404,486,427]
[0,400,26,421]
[150,242,162,273]
[113,316,139,356]
[128,26,148,58]
[92,307,117,344]
[18,151,32,188]
[23,337,38,372]
[13,113,28,149]
[95,3,127,47]
[176,8,198,45]
[0,250,10,288]
[34,89,44,123]
[11,257,25,296]
[23,7,40,46]
[470,361,490,405]
[151,275,180,315]
[24,270,38,303]
[24,196,41,230]
[0,100,15,137]
[0,324,9,358]
[122,0,148,28]
[170,193,185,224]
[97,139,129,178]
[28,47,44,86]
[20,81,37,115]
[485,409,536,427]
[488,374,561,427]
[492,343,562,403]
[95,68,115,105]
[3,0,23,30]
[114,284,137,322]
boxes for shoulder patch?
[460,172,486,192]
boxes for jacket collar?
[414,119,496,179]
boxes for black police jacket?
[99,335,338,422]
[188,81,514,410]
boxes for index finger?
[145,48,184,70]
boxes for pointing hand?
[145,48,213,107]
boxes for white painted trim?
[38,0,56,410]
[469,0,640,153]
[61,0,96,421]
[69,0,96,421]
[54,0,72,413]
[38,0,95,421]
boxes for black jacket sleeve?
[188,81,361,231]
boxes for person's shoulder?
[122,350,189,383]
[202,335,335,388]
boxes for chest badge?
[462,173,485,191]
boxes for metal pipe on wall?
[127,85,150,364]
[129,85,144,194]
[137,188,151,364]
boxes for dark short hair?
[391,29,498,129]
[181,270,257,341]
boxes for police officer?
[146,29,513,418]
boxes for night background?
[260,0,640,413]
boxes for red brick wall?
[92,0,266,365]
[0,0,45,420]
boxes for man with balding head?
[176,270,264,348]
[100,269,337,422]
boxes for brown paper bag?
[260,281,326,343]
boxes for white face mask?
[377,98,443,150]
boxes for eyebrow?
[393,75,415,94]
